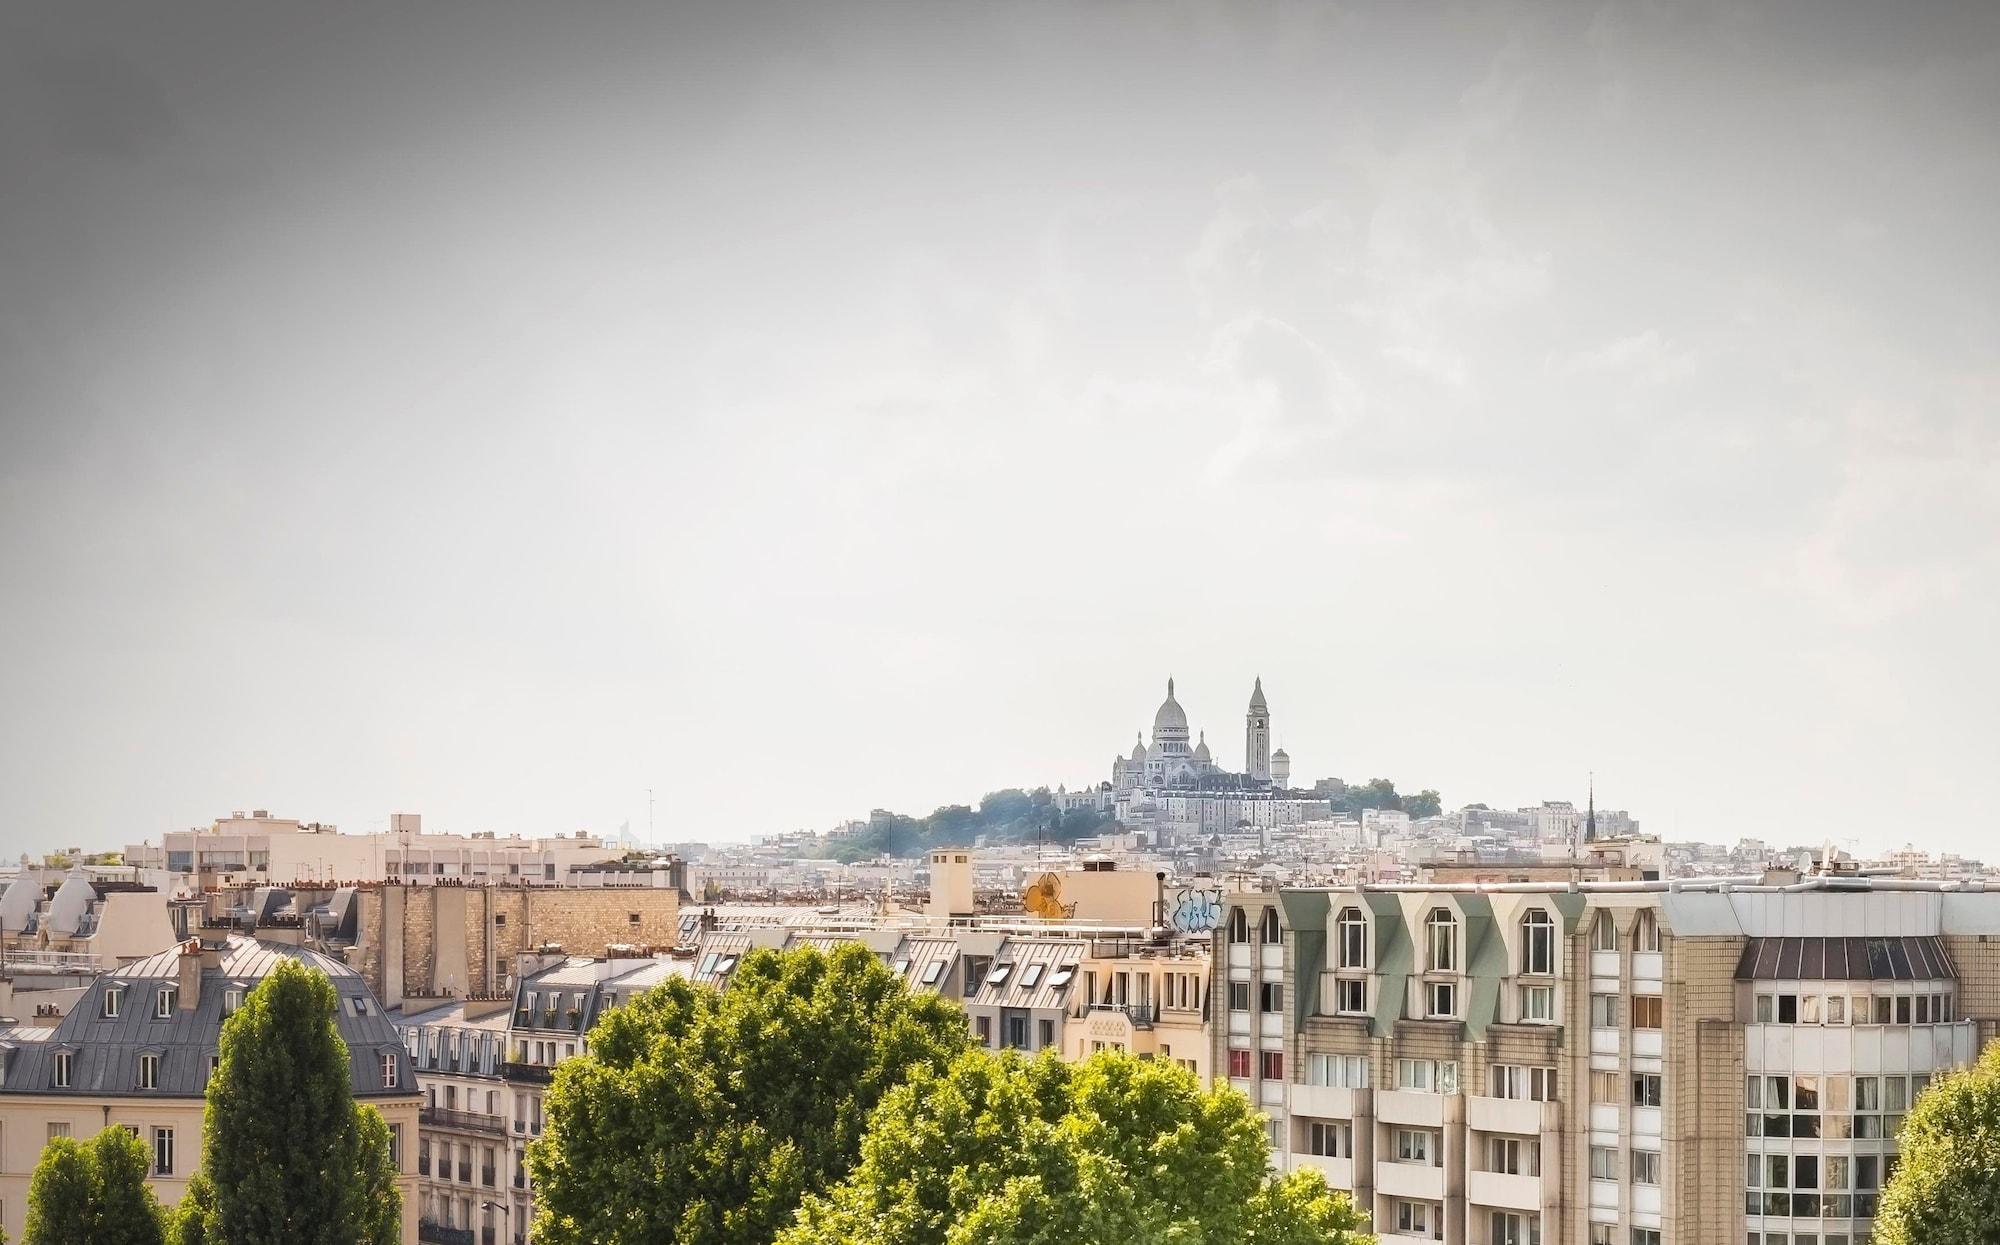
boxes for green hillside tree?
[528,942,972,1245]
[781,1047,1373,1245]
[1876,1041,2000,1244]
[201,958,399,1245]
[22,1127,165,1245]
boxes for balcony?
[1467,1095,1551,1136]
[1290,1153,1355,1189]
[419,1222,474,1245]
[500,1061,553,1084]
[1289,1084,1364,1119]
[481,1166,496,1188]
[1086,1002,1156,1027]
[1259,1012,1283,1038]
[1375,1159,1448,1201]
[457,1161,472,1182]
[420,1107,508,1136]
[1375,1090,1447,1128]
[1632,1029,1663,1058]
[1468,1169,1542,1212]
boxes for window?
[1397,1059,1457,1094]
[1307,1053,1370,1088]
[1337,907,1368,968]
[54,1051,73,1088]
[987,963,1013,986]
[973,1015,992,1044]
[381,1052,399,1089]
[1521,909,1556,974]
[1634,1232,1661,1245]
[1755,993,1774,1023]
[1426,908,1457,972]
[1488,1136,1538,1176]
[1490,1211,1539,1245]
[102,987,123,1019]
[1260,1050,1284,1080]
[1827,994,1846,1024]
[1591,1230,1613,1245]
[921,960,946,986]
[153,1127,174,1176]
[1228,1047,1252,1079]
[1591,1145,1618,1180]
[1632,1073,1663,1108]
[1426,980,1456,1018]
[1632,1149,1660,1184]
[1335,978,1367,1014]
[1229,982,1251,1012]
[1019,963,1044,989]
[1519,984,1555,1023]
[1637,911,1660,952]
[1228,908,1250,944]
[1591,993,1618,1027]
[1037,1018,1054,1048]
[1260,908,1281,945]
[1494,1064,1557,1102]
[1632,995,1662,1029]
[139,1053,160,1089]
[1591,910,1617,950]
[1395,1128,1435,1165]
[1394,1200,1439,1240]
[156,987,177,1018]
[223,988,245,1017]
[1304,1119,1351,1157]
[47,1122,71,1142]
[1260,982,1283,1013]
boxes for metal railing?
[0,949,102,973]
[420,1107,507,1135]
[500,1061,553,1084]
[1083,1001,1157,1027]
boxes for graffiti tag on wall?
[1167,886,1225,934]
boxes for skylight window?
[1048,966,1075,988]
[1020,964,1044,988]
[922,961,946,986]
[988,964,1013,986]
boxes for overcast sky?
[3,1,1996,860]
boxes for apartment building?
[1213,877,1998,1245]
[0,935,421,1244]
[1065,936,1212,1079]
[0,870,177,973]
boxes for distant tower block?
[1245,677,1272,781]
[1271,747,1291,790]
[926,848,975,919]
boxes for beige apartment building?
[1214,876,1997,1245]
[0,935,422,1244]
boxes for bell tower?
[1245,676,1271,781]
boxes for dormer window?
[1426,909,1458,973]
[223,988,245,1017]
[102,987,123,1019]
[53,1050,74,1088]
[1336,908,1368,969]
[380,1052,399,1089]
[156,987,178,1019]
[1521,910,1556,976]
[139,1053,162,1089]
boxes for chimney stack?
[177,937,204,1012]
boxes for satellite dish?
[1023,872,1067,920]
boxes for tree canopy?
[1876,1041,2000,1244]
[22,1127,165,1245]
[780,1048,1372,1245]
[527,942,975,1245]
[199,958,400,1245]
[829,789,1113,861]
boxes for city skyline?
[4,1,1997,860]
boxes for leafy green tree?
[1876,1041,2000,1244]
[167,1173,217,1245]
[23,1128,166,1245]
[529,942,973,1245]
[781,1048,1373,1245]
[1404,790,1443,819]
[202,958,400,1245]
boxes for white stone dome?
[1152,678,1188,736]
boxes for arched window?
[1590,910,1617,952]
[1227,907,1250,944]
[1426,908,1457,973]
[1638,910,1661,953]
[1337,907,1368,970]
[1521,909,1556,975]
[1260,907,1282,945]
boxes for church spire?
[1585,772,1597,843]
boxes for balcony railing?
[1084,1002,1157,1027]
[418,1222,475,1245]
[456,1161,471,1182]
[420,1107,508,1135]
[500,1061,553,1084]
[481,1166,496,1187]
